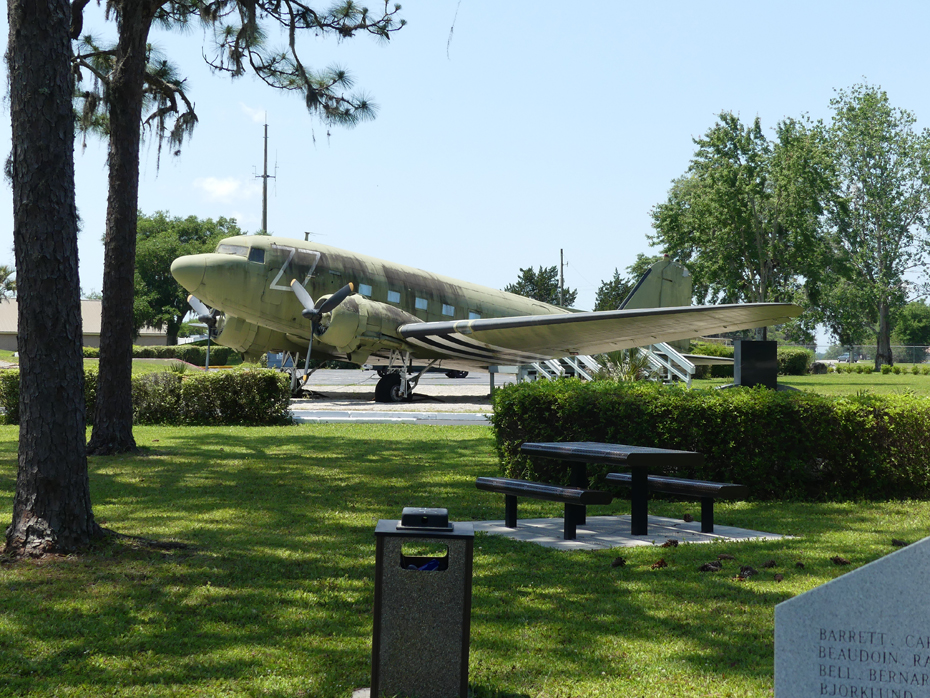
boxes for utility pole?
[256,119,275,234]
[559,249,564,306]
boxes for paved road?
[288,368,517,420]
[302,368,517,389]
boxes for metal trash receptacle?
[371,507,474,698]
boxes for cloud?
[194,177,260,203]
[230,210,259,227]
[240,103,267,124]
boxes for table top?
[520,441,703,468]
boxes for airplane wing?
[398,303,801,365]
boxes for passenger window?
[248,247,265,264]
[388,290,401,303]
[469,311,481,320]
[442,304,455,317]
[359,283,372,297]
[415,298,428,310]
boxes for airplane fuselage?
[171,235,570,368]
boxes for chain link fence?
[793,345,930,364]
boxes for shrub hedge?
[689,342,734,378]
[1,368,290,426]
[82,344,241,366]
[689,342,813,378]
[490,379,930,501]
[777,347,814,375]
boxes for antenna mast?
[559,249,564,306]
[256,119,276,234]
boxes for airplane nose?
[171,255,206,293]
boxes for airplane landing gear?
[373,352,437,402]
[374,372,408,403]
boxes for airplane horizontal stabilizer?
[398,303,801,366]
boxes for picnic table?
[520,441,704,535]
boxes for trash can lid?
[398,507,450,531]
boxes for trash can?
[371,507,474,698]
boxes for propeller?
[290,280,355,325]
[188,295,219,334]
[187,295,221,370]
[289,280,355,381]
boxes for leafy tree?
[626,253,662,282]
[6,0,99,554]
[892,300,930,347]
[593,254,661,311]
[134,212,242,345]
[504,266,578,307]
[823,83,930,368]
[73,1,406,455]
[593,269,630,311]
[0,266,16,299]
[818,274,875,350]
[650,112,830,339]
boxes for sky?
[2,1,930,347]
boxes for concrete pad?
[462,515,785,550]
[290,410,491,425]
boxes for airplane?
[170,235,802,402]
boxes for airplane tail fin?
[619,257,692,351]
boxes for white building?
[0,299,167,352]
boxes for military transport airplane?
[170,235,801,402]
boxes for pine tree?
[73,1,407,454]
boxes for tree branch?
[70,0,92,40]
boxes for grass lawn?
[81,359,208,376]
[1,424,927,697]
[699,370,930,395]
[1,357,205,376]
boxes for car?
[837,353,852,362]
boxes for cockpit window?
[217,243,248,257]
[248,247,265,264]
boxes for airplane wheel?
[376,367,390,377]
[375,372,409,403]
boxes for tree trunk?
[166,319,179,346]
[6,0,101,554]
[876,300,893,368]
[87,2,153,455]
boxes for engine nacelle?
[316,295,418,354]
[216,314,307,361]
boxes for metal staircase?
[510,344,695,386]
[516,354,603,382]
[643,342,696,387]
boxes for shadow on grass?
[0,424,924,697]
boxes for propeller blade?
[187,295,217,328]
[188,295,211,318]
[289,280,316,317]
[316,282,355,316]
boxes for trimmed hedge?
[690,342,734,378]
[490,379,930,501]
[82,344,242,366]
[778,347,814,375]
[1,368,290,426]
[0,369,97,425]
[689,343,813,377]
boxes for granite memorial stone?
[775,535,930,697]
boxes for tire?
[375,372,407,402]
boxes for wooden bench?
[605,472,747,533]
[475,476,614,540]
